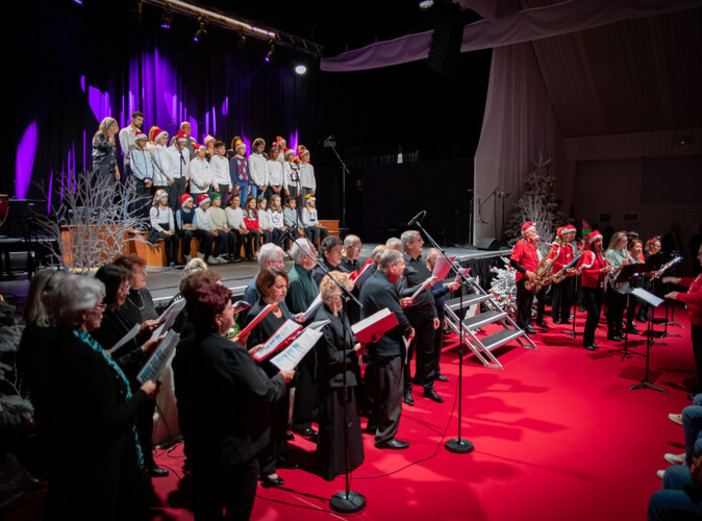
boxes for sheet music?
[137,330,179,384]
[150,298,187,340]
[108,324,140,354]
[270,325,327,372]
[351,307,398,344]
[410,277,436,302]
[238,303,276,337]
[630,287,664,307]
[299,294,323,322]
[433,255,455,281]
[252,319,302,361]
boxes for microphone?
[408,210,426,227]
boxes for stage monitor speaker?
[476,237,500,251]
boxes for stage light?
[73,0,83,5]
[194,17,207,42]
[161,8,172,29]
[295,64,307,75]
[264,41,274,63]
[234,32,246,50]
[419,0,434,8]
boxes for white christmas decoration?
[489,258,517,317]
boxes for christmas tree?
[504,154,566,254]
[489,258,517,317]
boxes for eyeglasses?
[94,303,107,311]
[119,283,131,293]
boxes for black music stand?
[628,288,667,393]
[612,264,649,359]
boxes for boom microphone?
[407,210,426,227]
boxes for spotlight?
[294,64,307,75]
[235,32,246,50]
[264,41,274,63]
[194,17,207,42]
[161,8,173,29]
[73,0,83,4]
[419,0,434,8]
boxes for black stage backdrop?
[8,1,491,243]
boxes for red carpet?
[5,303,696,521]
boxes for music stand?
[612,264,649,359]
[628,288,667,393]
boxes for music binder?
[137,330,179,384]
[351,307,398,344]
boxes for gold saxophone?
[552,251,581,284]
[525,244,558,292]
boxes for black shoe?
[584,344,599,351]
[525,326,537,334]
[292,426,317,437]
[607,332,622,342]
[435,373,450,382]
[423,388,444,403]
[375,438,410,450]
[626,327,640,335]
[260,474,285,487]
[286,431,294,440]
[536,320,549,329]
[403,392,415,406]
[149,465,169,478]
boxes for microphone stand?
[323,135,351,232]
[291,238,366,512]
[409,212,473,454]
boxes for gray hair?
[22,269,66,327]
[290,238,316,265]
[400,230,419,251]
[385,237,402,250]
[343,234,361,248]
[181,257,208,280]
[370,245,386,266]
[52,274,105,327]
[257,243,284,268]
[378,249,403,271]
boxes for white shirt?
[299,163,315,190]
[269,209,285,229]
[225,206,245,230]
[168,145,190,179]
[258,209,272,230]
[195,207,215,231]
[267,160,283,187]
[283,161,299,187]
[189,157,212,194]
[210,155,231,188]
[151,144,175,185]
[249,153,268,187]
[119,126,138,163]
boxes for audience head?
[113,254,148,290]
[370,244,387,267]
[257,243,285,270]
[645,236,662,254]
[255,266,289,303]
[343,234,362,262]
[180,269,222,301]
[320,271,353,311]
[52,274,106,329]
[320,236,343,267]
[385,237,402,252]
[22,269,65,327]
[378,249,405,282]
[181,257,209,281]
[95,264,131,311]
[290,238,317,268]
[185,283,233,335]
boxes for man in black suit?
[397,230,442,405]
[359,249,415,450]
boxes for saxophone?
[552,252,581,284]
[525,244,558,292]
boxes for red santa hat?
[556,226,566,237]
[180,194,194,208]
[153,127,169,143]
[196,193,211,207]
[194,143,205,153]
[284,147,295,157]
[176,129,188,142]
[276,136,286,146]
[587,230,603,245]
[521,222,536,236]
[134,130,148,142]
[297,145,309,157]
[564,224,577,234]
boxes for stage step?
[480,328,527,351]
[462,310,506,330]
[445,293,491,311]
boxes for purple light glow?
[80,75,86,93]
[15,122,38,199]
[88,85,112,125]
[290,130,299,154]
[48,170,53,214]
[221,98,228,117]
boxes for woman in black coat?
[315,271,365,481]
[173,283,294,520]
[45,274,158,521]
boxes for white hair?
[290,238,316,265]
[52,274,105,327]
[257,243,284,268]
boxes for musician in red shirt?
[551,225,578,324]
[664,244,702,390]
[510,222,540,334]
[576,230,612,351]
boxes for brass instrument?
[525,244,558,292]
[552,253,581,284]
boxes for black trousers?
[606,286,627,334]
[367,355,403,445]
[582,286,603,346]
[403,309,436,392]
[191,457,259,521]
[551,278,574,322]
[516,279,535,329]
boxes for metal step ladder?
[444,276,536,370]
